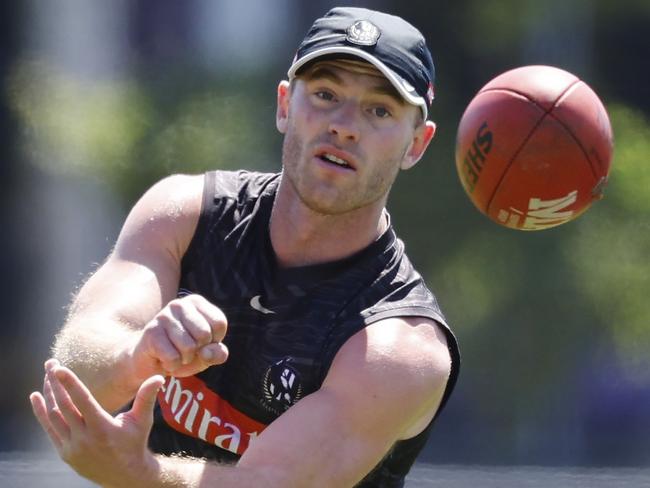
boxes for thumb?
[129,375,165,423]
[199,342,229,366]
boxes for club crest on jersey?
[261,357,303,415]
[346,20,381,46]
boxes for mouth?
[314,147,357,171]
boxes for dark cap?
[288,7,435,119]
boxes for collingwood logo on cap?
[346,20,381,46]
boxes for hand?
[129,294,229,380]
[30,359,163,487]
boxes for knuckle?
[215,310,228,326]
[142,323,164,346]
[143,317,159,332]
[47,407,61,423]
[186,293,205,305]
[167,299,185,314]
[156,311,184,334]
[176,337,197,355]
[207,306,226,324]
[194,328,212,345]
[211,318,228,337]
[151,311,174,330]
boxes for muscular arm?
[34,305,451,487]
[52,173,204,411]
[155,316,452,487]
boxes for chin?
[299,192,351,216]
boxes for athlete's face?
[276,59,436,215]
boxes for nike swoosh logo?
[250,295,275,315]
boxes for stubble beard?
[280,123,407,217]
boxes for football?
[455,65,613,230]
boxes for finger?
[199,342,229,365]
[29,391,64,451]
[43,370,57,411]
[170,303,213,348]
[53,365,115,430]
[144,321,182,373]
[189,295,228,342]
[42,371,72,440]
[46,365,85,432]
[129,375,165,424]
[161,315,198,366]
[43,359,60,411]
[169,342,229,378]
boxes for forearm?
[52,316,142,411]
[133,455,284,488]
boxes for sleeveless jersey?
[148,170,460,487]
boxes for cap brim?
[288,46,428,120]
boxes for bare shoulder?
[331,317,451,391]
[366,316,450,370]
[325,316,452,440]
[115,173,205,263]
[134,173,204,221]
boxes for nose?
[328,101,361,143]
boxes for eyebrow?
[302,66,344,84]
[301,66,406,105]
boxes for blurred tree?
[7,61,278,204]
[566,105,650,371]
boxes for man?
[30,7,460,487]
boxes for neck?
[269,176,388,268]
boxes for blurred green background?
[1,0,648,466]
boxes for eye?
[314,90,336,102]
[371,106,392,118]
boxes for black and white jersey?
[148,170,460,487]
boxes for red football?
[455,65,613,230]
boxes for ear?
[400,120,436,170]
[276,80,291,134]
